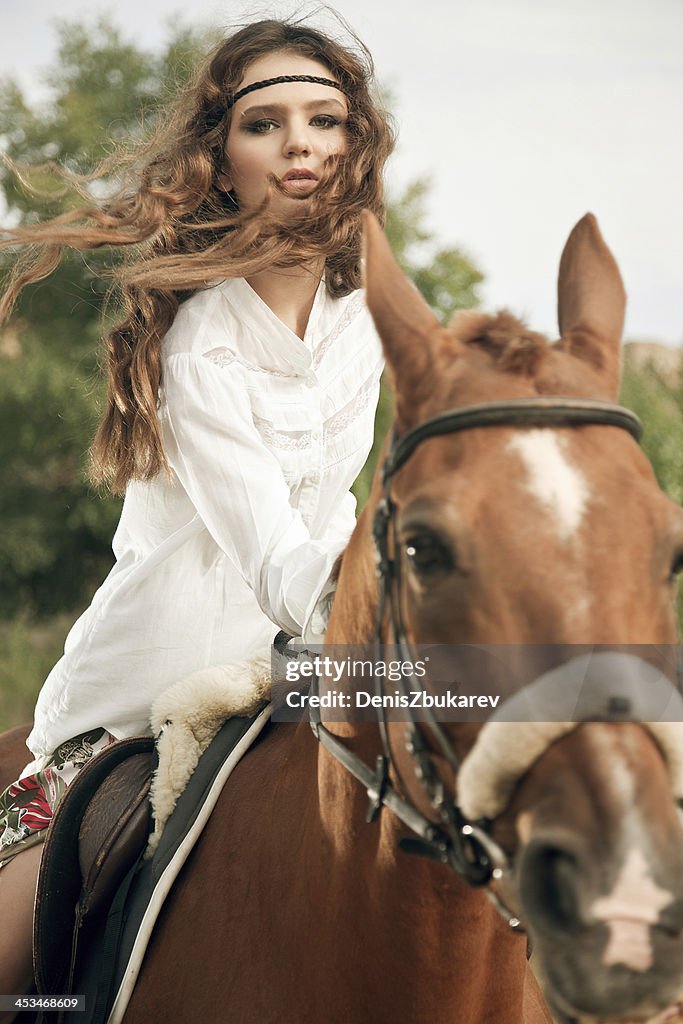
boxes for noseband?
[309,396,648,930]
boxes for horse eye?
[404,532,453,576]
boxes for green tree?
[620,358,683,507]
[385,179,482,320]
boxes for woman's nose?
[282,120,312,157]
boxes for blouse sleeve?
[161,351,356,638]
[301,489,358,642]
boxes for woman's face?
[223,52,349,216]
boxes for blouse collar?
[217,276,353,375]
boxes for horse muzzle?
[513,774,683,1021]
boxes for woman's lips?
[281,173,318,193]
[282,179,318,192]
[282,168,318,181]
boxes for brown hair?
[0,18,395,493]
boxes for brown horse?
[118,214,683,1023]
[6,213,683,1023]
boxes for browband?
[227,75,346,109]
[381,397,643,484]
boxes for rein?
[308,396,648,931]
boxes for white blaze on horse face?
[591,848,672,972]
[508,430,589,543]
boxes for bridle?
[308,396,648,931]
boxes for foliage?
[620,355,683,629]
[0,613,73,732]
[620,357,683,507]
[385,180,483,322]
[0,19,215,208]
[0,332,120,616]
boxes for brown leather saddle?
[33,736,155,999]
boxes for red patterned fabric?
[0,728,115,867]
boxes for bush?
[0,612,74,733]
[620,357,683,630]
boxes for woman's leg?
[0,844,43,1024]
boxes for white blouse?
[25,276,383,764]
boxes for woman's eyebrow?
[239,98,347,118]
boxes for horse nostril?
[519,840,583,935]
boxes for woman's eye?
[310,115,343,129]
[244,119,279,134]
[404,534,453,577]
[670,551,683,584]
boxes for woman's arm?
[161,351,357,638]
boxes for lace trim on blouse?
[313,293,365,369]
[252,417,313,451]
[250,367,380,451]
[323,368,380,442]
[203,349,297,378]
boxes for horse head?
[326,212,683,1023]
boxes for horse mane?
[448,310,549,376]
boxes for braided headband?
[227,75,346,109]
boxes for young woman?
[0,18,394,1006]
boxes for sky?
[2,0,682,346]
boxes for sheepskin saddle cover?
[147,654,271,854]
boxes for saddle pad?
[62,704,271,1024]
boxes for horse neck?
[305,711,532,1019]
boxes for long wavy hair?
[0,18,395,493]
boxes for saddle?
[34,736,156,999]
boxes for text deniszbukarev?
[285,692,501,710]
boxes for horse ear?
[557,213,626,397]
[362,210,443,427]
